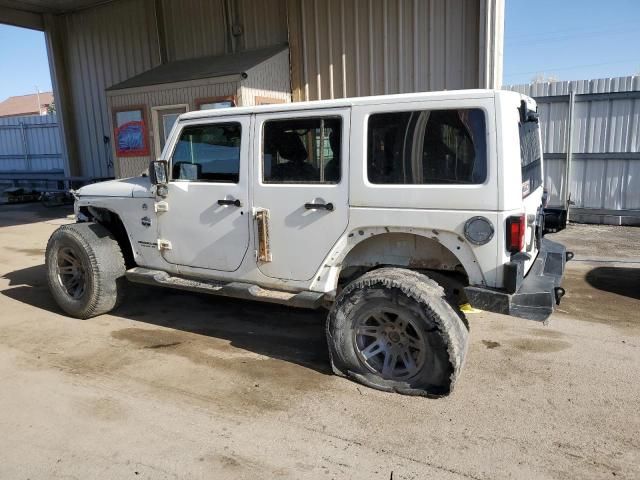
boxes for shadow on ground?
[1,264,331,375]
[559,264,640,331]
[0,203,73,227]
[585,266,640,300]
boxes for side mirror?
[149,160,168,185]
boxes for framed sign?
[113,106,149,157]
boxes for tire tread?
[327,267,469,397]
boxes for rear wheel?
[46,222,126,319]
[327,268,468,396]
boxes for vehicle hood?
[76,176,153,198]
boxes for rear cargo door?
[519,102,544,270]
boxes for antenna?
[35,86,41,115]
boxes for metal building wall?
[50,0,288,179]
[46,0,502,180]
[0,114,65,173]
[58,0,160,179]
[506,76,640,225]
[236,0,289,51]
[287,0,483,101]
[161,0,227,61]
[161,0,288,60]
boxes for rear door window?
[262,117,342,184]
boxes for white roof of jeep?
[181,89,526,121]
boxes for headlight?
[464,216,494,245]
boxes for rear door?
[252,108,350,281]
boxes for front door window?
[172,123,241,182]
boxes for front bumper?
[464,238,573,321]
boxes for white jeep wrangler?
[46,90,570,396]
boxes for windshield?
[519,119,542,198]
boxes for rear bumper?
[464,239,572,321]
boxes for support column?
[44,13,80,177]
[479,0,505,89]
[564,86,576,221]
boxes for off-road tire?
[46,222,126,319]
[326,267,469,397]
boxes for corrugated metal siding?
[161,0,288,61]
[61,0,160,179]
[236,0,288,50]
[53,0,497,180]
[161,0,227,61]
[240,48,292,106]
[108,77,241,178]
[287,0,481,101]
[505,75,640,219]
[0,114,65,173]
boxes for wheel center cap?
[388,331,401,343]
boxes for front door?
[158,116,250,271]
[253,109,350,281]
[152,105,188,158]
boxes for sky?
[0,24,51,99]
[503,0,640,85]
[0,0,639,101]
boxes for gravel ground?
[0,204,638,479]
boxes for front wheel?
[326,268,468,396]
[46,222,127,319]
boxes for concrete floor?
[0,203,638,479]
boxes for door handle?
[304,202,334,211]
[218,198,241,207]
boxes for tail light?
[506,215,526,253]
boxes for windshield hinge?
[155,201,169,213]
[157,239,172,250]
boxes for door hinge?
[155,201,169,213]
[157,239,172,250]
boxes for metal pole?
[319,119,325,183]
[20,122,31,171]
[564,86,575,223]
[35,86,41,115]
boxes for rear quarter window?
[519,120,542,197]
[366,108,487,185]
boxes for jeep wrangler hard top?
[46,90,570,396]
